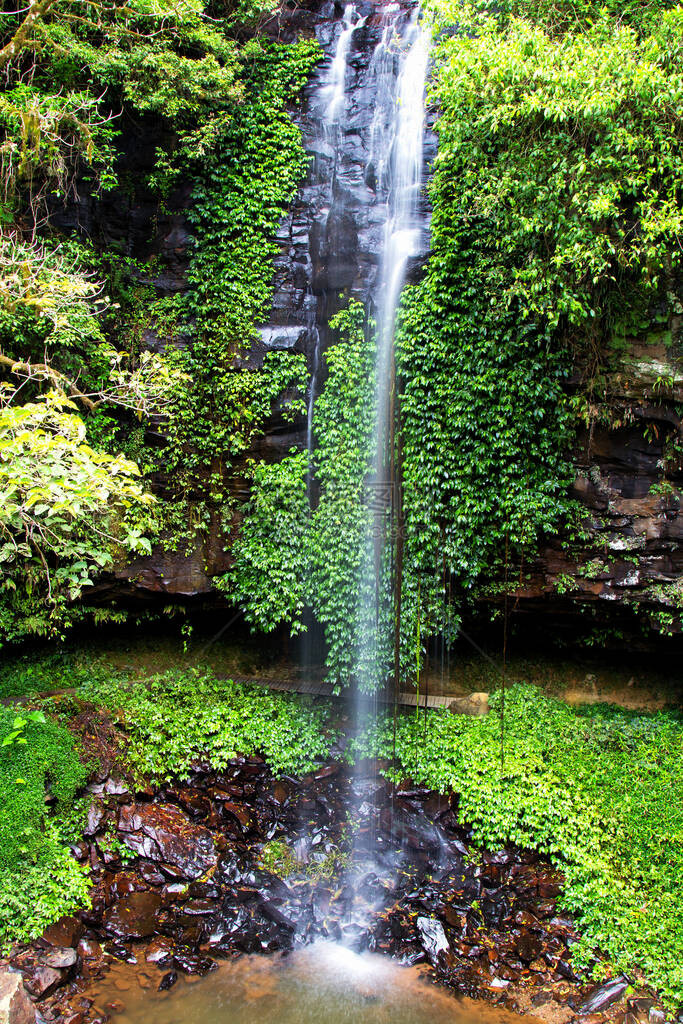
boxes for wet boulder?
[118,803,217,879]
[20,967,62,1002]
[416,917,450,960]
[102,892,162,940]
[578,977,629,1014]
[0,972,35,1024]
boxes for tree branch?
[0,0,58,70]
[0,353,97,410]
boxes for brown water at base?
[88,943,539,1024]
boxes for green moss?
[0,705,90,948]
[259,840,298,877]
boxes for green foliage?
[354,685,683,1007]
[0,85,117,223]
[0,3,319,642]
[258,837,349,880]
[259,839,298,877]
[118,38,318,556]
[0,703,90,949]
[218,449,311,633]
[0,646,123,700]
[456,0,680,35]
[0,393,153,642]
[224,300,380,687]
[429,7,683,331]
[86,668,335,779]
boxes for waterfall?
[305,4,366,498]
[354,8,431,693]
[267,0,432,693]
[345,4,431,931]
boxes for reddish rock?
[21,967,62,1001]
[220,803,252,830]
[102,892,162,940]
[538,871,563,899]
[41,917,84,949]
[117,804,216,879]
[36,950,77,971]
[0,971,35,1024]
[137,863,165,887]
[144,938,174,964]
[76,939,102,962]
[84,804,105,838]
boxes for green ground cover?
[0,663,681,1007]
[356,685,683,1006]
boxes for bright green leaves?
[0,701,90,950]
[151,38,319,542]
[88,668,334,779]
[0,392,153,640]
[429,8,683,332]
[224,300,379,688]
[389,0,683,633]
[218,449,311,634]
[354,686,683,1008]
[1,709,46,748]
[184,38,321,355]
[0,84,117,225]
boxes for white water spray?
[354,9,431,692]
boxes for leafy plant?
[85,668,335,779]
[0,702,90,950]
[353,685,683,1007]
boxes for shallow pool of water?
[89,943,535,1024]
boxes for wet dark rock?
[21,969,62,1002]
[88,778,129,799]
[136,863,166,887]
[24,753,634,1024]
[627,997,655,1021]
[578,977,630,1014]
[35,950,77,971]
[171,951,216,976]
[84,805,105,838]
[76,939,102,962]
[160,883,188,904]
[537,870,564,899]
[61,1013,85,1024]
[117,804,216,879]
[41,918,84,949]
[416,917,450,960]
[157,971,177,992]
[107,945,137,964]
[144,938,174,964]
[102,893,162,940]
[516,931,543,964]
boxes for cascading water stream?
[305,6,366,500]
[344,5,432,929]
[354,9,431,693]
[283,0,432,928]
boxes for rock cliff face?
[84,0,683,645]
[509,331,683,640]
[102,0,438,602]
